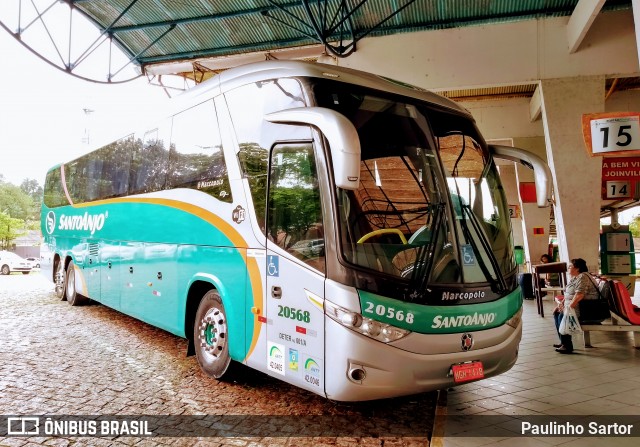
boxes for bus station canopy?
[0,0,632,85]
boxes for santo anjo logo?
[55,211,109,235]
[46,211,56,235]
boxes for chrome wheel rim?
[198,307,227,359]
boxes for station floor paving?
[438,286,640,446]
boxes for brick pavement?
[0,274,433,447]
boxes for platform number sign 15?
[590,116,640,154]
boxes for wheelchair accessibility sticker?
[267,255,279,277]
[462,244,475,266]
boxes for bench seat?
[581,280,640,349]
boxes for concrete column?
[633,0,640,70]
[539,76,604,271]
[499,164,524,248]
[511,137,552,265]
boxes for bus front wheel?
[194,290,233,380]
[65,261,88,306]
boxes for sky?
[0,6,170,187]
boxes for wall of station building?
[334,7,640,271]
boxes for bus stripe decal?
[59,165,74,206]
[74,197,264,361]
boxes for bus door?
[265,142,327,396]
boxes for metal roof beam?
[136,35,315,65]
[107,1,306,33]
[567,0,605,53]
[529,85,542,122]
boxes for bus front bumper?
[323,317,522,402]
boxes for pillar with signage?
[583,111,640,294]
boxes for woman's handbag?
[580,276,611,323]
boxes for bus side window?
[225,79,309,233]
[168,100,232,202]
[267,142,325,273]
[129,125,170,195]
[44,166,68,208]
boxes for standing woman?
[552,258,598,354]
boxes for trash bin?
[514,246,524,265]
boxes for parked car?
[25,257,41,269]
[0,251,32,275]
[290,238,325,257]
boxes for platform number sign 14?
[605,181,631,199]
[590,116,640,154]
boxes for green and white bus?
[42,61,551,401]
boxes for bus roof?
[180,60,470,118]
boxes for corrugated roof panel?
[69,0,632,67]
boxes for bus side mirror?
[489,145,553,208]
[264,107,361,190]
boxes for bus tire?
[1,265,9,275]
[55,260,66,300]
[65,261,88,306]
[194,290,233,380]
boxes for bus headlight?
[506,307,523,329]
[325,301,410,343]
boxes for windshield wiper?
[460,204,507,294]
[407,202,445,302]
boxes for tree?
[0,211,25,250]
[20,178,43,222]
[630,215,640,238]
[0,182,35,221]
[0,177,42,248]
[20,178,43,199]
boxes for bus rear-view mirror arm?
[264,107,361,190]
[490,145,553,208]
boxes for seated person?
[552,258,599,354]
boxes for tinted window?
[43,167,68,208]
[268,143,325,272]
[226,78,310,232]
[129,125,170,195]
[169,100,231,202]
[94,140,131,200]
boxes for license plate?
[451,361,484,383]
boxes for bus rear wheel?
[194,290,233,380]
[55,260,66,300]
[65,260,88,306]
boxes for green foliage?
[0,176,43,248]
[630,215,640,238]
[20,178,43,221]
[0,181,35,221]
[20,178,43,200]
[238,142,269,229]
[267,144,321,248]
[0,211,26,250]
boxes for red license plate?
[452,361,484,383]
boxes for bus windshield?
[312,80,514,295]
